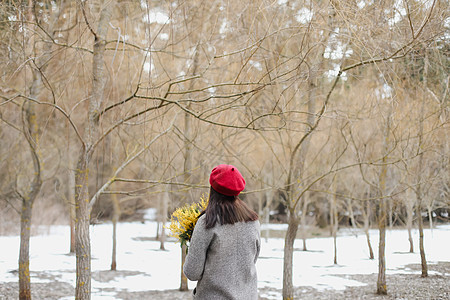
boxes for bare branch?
[16,95,85,146]
[89,114,177,209]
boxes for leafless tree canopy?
[0,0,448,299]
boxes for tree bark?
[111,194,120,271]
[347,199,357,233]
[364,200,374,260]
[331,180,338,265]
[75,155,92,299]
[415,121,428,277]
[365,229,375,260]
[180,244,188,291]
[388,199,393,230]
[19,98,43,299]
[263,188,272,242]
[377,103,392,295]
[69,168,76,253]
[300,199,309,251]
[67,134,76,253]
[282,212,299,300]
[156,198,161,240]
[160,190,168,251]
[377,203,387,295]
[19,194,33,300]
[408,228,414,253]
[417,202,428,277]
[19,101,43,299]
[406,198,414,253]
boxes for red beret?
[209,164,246,196]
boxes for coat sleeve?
[183,216,214,281]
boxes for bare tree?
[4,0,67,297]
[376,97,393,295]
[73,2,115,298]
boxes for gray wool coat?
[183,214,261,300]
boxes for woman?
[184,164,261,300]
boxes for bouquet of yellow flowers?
[167,195,208,248]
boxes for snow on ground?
[0,216,449,299]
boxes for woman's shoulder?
[247,219,260,231]
[196,214,207,226]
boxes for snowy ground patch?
[0,220,448,299]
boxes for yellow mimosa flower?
[167,194,208,247]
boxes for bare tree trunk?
[156,197,161,240]
[388,199,393,231]
[111,194,120,271]
[179,137,190,292]
[160,190,168,251]
[183,107,193,184]
[19,0,42,300]
[300,199,309,251]
[331,179,338,265]
[365,229,375,260]
[377,105,392,295]
[406,197,414,253]
[75,155,92,299]
[66,135,76,253]
[333,232,338,265]
[347,199,357,234]
[19,101,43,299]
[19,194,33,300]
[19,24,43,297]
[415,126,428,277]
[264,205,270,242]
[363,200,374,259]
[18,102,42,299]
[282,49,319,299]
[416,201,428,277]
[75,1,114,298]
[407,219,414,253]
[377,205,387,295]
[180,244,188,291]
[69,167,76,253]
[416,50,428,278]
[282,212,299,300]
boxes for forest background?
[0,0,448,299]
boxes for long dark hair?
[202,187,259,229]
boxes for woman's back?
[184,215,260,299]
